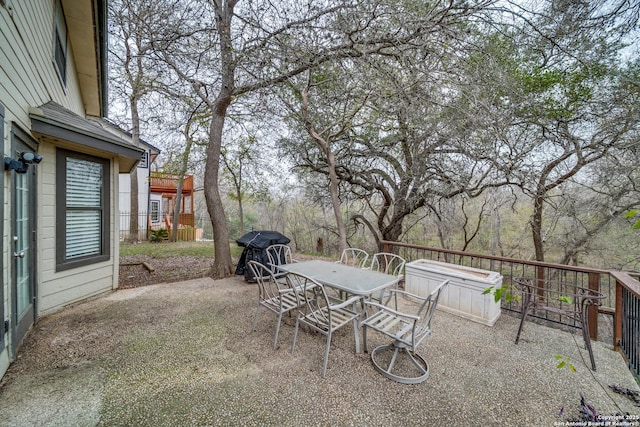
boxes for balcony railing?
[611,271,640,381]
[381,240,639,381]
[149,172,194,194]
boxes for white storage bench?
[405,259,503,326]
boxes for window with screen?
[56,150,110,271]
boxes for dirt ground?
[118,254,218,288]
[118,252,326,289]
[1,253,639,425]
[2,255,217,382]
[1,275,639,426]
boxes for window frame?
[139,151,149,169]
[53,0,68,87]
[56,149,111,271]
[150,200,161,223]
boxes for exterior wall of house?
[119,163,152,237]
[119,169,152,216]
[1,2,86,123]
[36,144,121,315]
[0,103,8,380]
[1,0,125,379]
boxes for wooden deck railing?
[164,213,196,241]
[149,172,194,194]
[381,240,639,380]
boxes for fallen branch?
[120,262,155,272]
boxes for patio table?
[278,259,400,296]
[278,259,401,353]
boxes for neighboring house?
[149,172,197,240]
[95,120,162,241]
[0,0,143,380]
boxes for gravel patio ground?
[0,276,638,426]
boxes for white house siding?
[119,164,152,238]
[1,0,132,379]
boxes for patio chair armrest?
[363,300,387,311]
[363,301,420,321]
[267,263,281,272]
[386,288,427,303]
[329,295,363,310]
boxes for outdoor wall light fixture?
[3,151,43,173]
[19,151,43,164]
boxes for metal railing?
[611,271,640,381]
[382,241,640,380]
[381,240,639,381]
[381,241,613,307]
[119,212,150,241]
[119,212,199,241]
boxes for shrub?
[150,228,169,243]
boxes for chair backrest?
[338,248,369,268]
[370,252,406,277]
[413,280,449,347]
[266,244,294,268]
[286,272,331,327]
[247,260,285,302]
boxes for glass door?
[11,134,36,355]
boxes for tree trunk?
[128,97,141,242]
[237,191,245,236]
[200,0,236,278]
[380,218,403,252]
[129,166,139,241]
[170,180,183,242]
[301,84,347,253]
[491,194,501,256]
[204,99,233,278]
[490,192,501,270]
[326,149,347,253]
[531,193,545,262]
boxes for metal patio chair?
[513,276,606,371]
[266,244,297,279]
[331,248,371,300]
[287,272,363,378]
[362,279,449,384]
[248,260,301,350]
[337,248,370,268]
[369,252,406,307]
